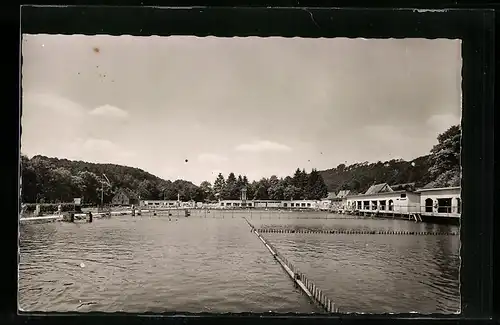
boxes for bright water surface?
[19,210,460,314]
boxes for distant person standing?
[57,204,62,215]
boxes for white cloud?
[197,153,228,164]
[22,92,85,118]
[21,93,90,157]
[235,140,292,152]
[65,137,135,164]
[89,104,129,119]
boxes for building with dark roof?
[111,188,140,206]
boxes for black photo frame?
[7,5,496,325]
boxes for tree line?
[20,124,460,205]
[319,124,460,193]
[200,168,329,201]
[20,156,204,204]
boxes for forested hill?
[318,155,432,194]
[21,155,202,204]
[318,124,461,194]
[21,124,460,204]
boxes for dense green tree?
[267,176,285,200]
[283,185,301,200]
[21,155,38,203]
[199,181,215,201]
[424,124,461,188]
[247,181,258,200]
[222,173,239,199]
[20,155,199,204]
[236,175,244,190]
[20,126,460,206]
[305,169,328,200]
[213,173,225,199]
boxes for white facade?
[415,187,461,217]
[346,191,421,214]
[219,200,254,208]
[217,199,320,209]
[140,200,179,207]
[344,186,461,217]
[254,200,282,208]
[286,200,318,209]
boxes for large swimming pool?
[18,210,460,314]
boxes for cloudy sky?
[21,35,461,185]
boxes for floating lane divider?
[243,218,339,313]
[256,228,459,236]
[19,215,63,222]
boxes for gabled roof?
[325,192,338,200]
[336,190,351,199]
[114,188,139,200]
[365,183,393,195]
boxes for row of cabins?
[110,183,461,220]
[220,200,319,209]
[110,190,198,208]
[343,183,461,220]
[217,183,461,220]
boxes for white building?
[336,190,352,211]
[284,200,319,209]
[345,183,421,214]
[219,200,254,208]
[343,182,460,220]
[254,200,282,208]
[346,191,421,214]
[319,192,338,210]
[217,199,320,209]
[140,200,179,207]
[415,186,461,217]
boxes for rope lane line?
[244,218,339,313]
[255,228,459,236]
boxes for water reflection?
[19,216,313,313]
[265,232,460,314]
[19,212,459,314]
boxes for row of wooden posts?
[257,228,459,236]
[264,235,339,313]
[135,209,191,217]
[244,218,339,313]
